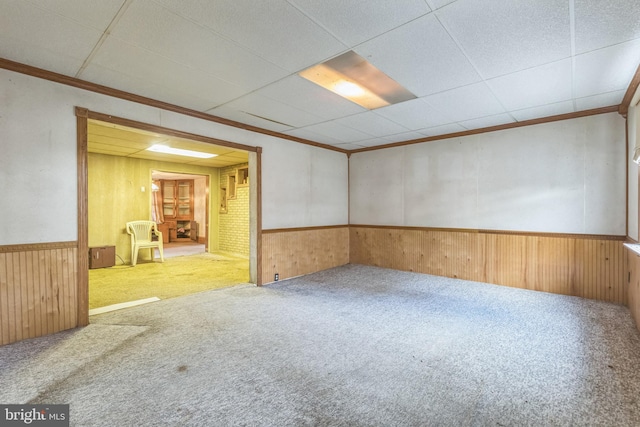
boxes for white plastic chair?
[126,221,164,266]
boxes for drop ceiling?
[88,120,249,167]
[2,0,640,151]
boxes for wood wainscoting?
[626,247,640,330]
[0,242,78,346]
[350,226,627,304]
[261,226,349,285]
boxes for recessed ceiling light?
[299,50,416,110]
[147,144,217,159]
[334,81,365,97]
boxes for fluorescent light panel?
[299,51,416,110]
[147,144,217,159]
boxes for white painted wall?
[260,141,348,229]
[351,113,626,235]
[0,69,349,245]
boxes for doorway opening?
[85,118,255,314]
[151,170,209,258]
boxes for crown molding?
[0,57,348,155]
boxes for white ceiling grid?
[1,0,639,150]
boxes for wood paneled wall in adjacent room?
[261,226,349,285]
[0,243,78,346]
[350,226,626,304]
[626,247,640,331]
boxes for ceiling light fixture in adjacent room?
[147,144,217,159]
[299,50,416,110]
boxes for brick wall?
[219,163,249,256]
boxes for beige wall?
[88,153,219,263]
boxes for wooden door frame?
[75,107,262,326]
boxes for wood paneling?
[261,226,349,284]
[0,245,78,346]
[350,226,627,304]
[626,248,640,331]
[77,109,89,327]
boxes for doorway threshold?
[89,297,161,316]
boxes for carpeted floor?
[89,252,249,309]
[2,264,640,426]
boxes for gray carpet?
[2,264,640,426]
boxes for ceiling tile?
[437,0,571,78]
[207,106,294,133]
[88,143,138,155]
[425,0,457,10]
[298,121,372,143]
[486,59,573,111]
[210,93,324,128]
[353,137,394,148]
[424,82,506,122]
[87,37,247,108]
[419,123,467,137]
[27,0,125,30]
[459,114,515,130]
[0,0,107,75]
[384,131,432,143]
[574,0,640,54]
[288,0,430,45]
[510,101,575,122]
[108,1,288,91]
[374,98,455,130]
[152,0,347,72]
[356,13,481,97]
[283,128,348,146]
[253,75,366,120]
[574,38,640,98]
[575,90,626,111]
[81,63,220,111]
[334,112,410,137]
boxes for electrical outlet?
[274,273,279,281]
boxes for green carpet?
[89,253,250,309]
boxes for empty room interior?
[2,1,640,425]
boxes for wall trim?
[2,57,629,157]
[76,110,89,327]
[349,224,626,241]
[349,106,620,153]
[0,241,77,253]
[620,62,640,117]
[263,224,625,241]
[0,57,347,155]
[262,225,349,234]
